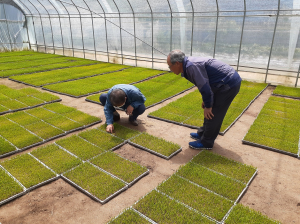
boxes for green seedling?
[0,168,24,201]
[79,128,124,151]
[133,190,214,224]
[90,151,147,183]
[176,162,246,201]
[64,110,100,125]
[108,209,150,224]
[16,96,44,106]
[44,67,165,96]
[86,94,100,103]
[25,121,64,139]
[157,175,233,221]
[56,135,106,160]
[10,63,128,86]
[130,133,181,157]
[31,144,82,174]
[0,50,36,57]
[191,151,256,184]
[1,59,99,77]
[0,99,27,110]
[1,154,55,188]
[0,137,16,155]
[273,85,300,98]
[0,53,61,63]
[63,162,125,201]
[45,114,82,131]
[44,102,77,114]
[98,123,140,140]
[5,111,40,126]
[225,204,280,224]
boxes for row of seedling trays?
[0,102,101,158]
[108,150,279,224]
[0,85,61,115]
[0,51,100,78]
[0,123,182,206]
[148,81,269,135]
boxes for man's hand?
[202,102,205,109]
[126,105,134,115]
[106,124,114,133]
[204,107,214,120]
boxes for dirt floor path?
[0,79,300,224]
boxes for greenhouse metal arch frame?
[0,0,300,87]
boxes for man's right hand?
[106,124,114,133]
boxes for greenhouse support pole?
[81,0,97,60]
[145,0,154,69]
[47,0,65,55]
[189,0,194,56]
[36,0,56,54]
[296,63,300,87]
[213,0,219,58]
[2,3,13,50]
[265,0,280,83]
[60,2,74,57]
[126,0,137,67]
[111,0,123,65]
[237,0,246,72]
[27,0,47,52]
[166,0,172,53]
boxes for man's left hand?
[204,107,214,120]
[126,105,134,115]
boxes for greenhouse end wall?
[0,0,299,87]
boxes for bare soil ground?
[0,79,300,224]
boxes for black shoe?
[129,115,138,126]
[113,111,120,122]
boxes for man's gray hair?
[109,89,126,106]
[168,50,185,64]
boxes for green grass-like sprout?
[273,85,300,98]
[108,209,150,224]
[98,123,140,140]
[0,168,24,201]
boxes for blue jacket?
[181,56,241,108]
[104,84,146,125]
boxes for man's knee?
[137,104,146,115]
[99,94,107,105]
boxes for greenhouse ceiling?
[1,0,300,86]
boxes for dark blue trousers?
[100,93,145,121]
[197,82,241,148]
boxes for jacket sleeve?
[186,65,214,108]
[127,87,146,109]
[103,96,115,125]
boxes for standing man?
[100,84,146,133]
[167,50,242,149]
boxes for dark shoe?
[190,133,201,140]
[113,111,120,122]
[189,140,212,150]
[129,116,138,126]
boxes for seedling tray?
[42,67,166,98]
[90,151,149,186]
[107,208,152,224]
[62,162,127,204]
[272,85,300,100]
[128,133,182,160]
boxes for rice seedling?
[98,123,140,140]
[108,209,149,224]
[0,168,24,202]
[273,85,300,99]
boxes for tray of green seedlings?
[1,153,57,192]
[98,123,141,141]
[61,162,127,204]
[85,93,102,105]
[224,204,280,224]
[78,128,125,151]
[156,174,233,222]
[132,190,214,224]
[42,67,166,98]
[176,152,255,201]
[272,85,300,99]
[0,52,62,64]
[128,132,182,160]
[1,57,100,78]
[148,81,268,135]
[0,50,36,57]
[107,208,152,224]
[30,144,82,174]
[0,85,61,115]
[0,166,25,206]
[9,63,129,87]
[132,73,194,108]
[0,116,43,158]
[243,96,300,158]
[56,135,107,161]
[90,151,149,187]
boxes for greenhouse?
[0,0,300,223]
